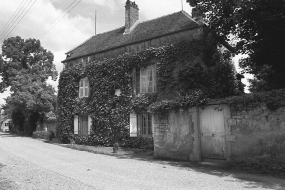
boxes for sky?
[0,0,251,105]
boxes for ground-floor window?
[137,113,152,137]
[79,114,88,135]
[74,114,92,135]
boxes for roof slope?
[63,11,201,62]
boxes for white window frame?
[135,64,156,95]
[74,114,92,135]
[79,77,89,98]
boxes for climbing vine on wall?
[57,37,242,146]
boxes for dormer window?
[133,64,156,95]
[79,78,89,98]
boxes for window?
[79,78,89,98]
[74,115,92,135]
[137,113,152,137]
[78,114,88,135]
[82,57,90,67]
[133,64,156,95]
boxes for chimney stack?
[124,0,139,34]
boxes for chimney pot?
[125,0,139,34]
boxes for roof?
[62,11,202,62]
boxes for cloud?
[0,0,95,103]
[86,0,120,12]
[134,0,192,21]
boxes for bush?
[32,131,54,141]
[124,137,154,150]
[62,134,154,150]
[48,130,55,139]
[227,155,285,174]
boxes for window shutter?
[88,115,92,135]
[132,68,136,95]
[130,113,137,137]
[135,68,140,94]
[74,115,78,134]
[79,88,83,98]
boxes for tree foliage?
[0,36,58,135]
[187,0,285,91]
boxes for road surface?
[0,132,284,190]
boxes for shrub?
[32,131,54,141]
[124,137,154,150]
[227,155,285,174]
[61,133,154,150]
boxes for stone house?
[59,1,244,161]
[1,117,12,132]
[61,1,212,136]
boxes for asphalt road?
[0,132,285,190]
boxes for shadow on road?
[3,134,285,190]
[116,153,285,190]
[0,133,18,138]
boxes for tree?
[187,0,285,92]
[0,36,58,135]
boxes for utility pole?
[95,10,97,35]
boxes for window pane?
[139,64,156,94]
[85,87,88,97]
[141,67,147,93]
[142,114,146,135]
[136,68,140,94]
[80,79,83,87]
[80,88,83,97]
[79,115,88,135]
[147,66,153,92]
[148,114,152,135]
[137,113,152,136]
[153,64,156,92]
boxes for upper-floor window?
[79,77,89,98]
[133,64,156,95]
[82,56,91,67]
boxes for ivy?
[212,89,285,113]
[57,37,242,146]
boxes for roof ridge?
[66,36,93,54]
[138,10,184,25]
[181,10,206,26]
[66,26,125,54]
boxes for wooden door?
[199,106,226,159]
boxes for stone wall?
[229,103,285,162]
[153,103,285,162]
[153,107,200,161]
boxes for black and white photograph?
[0,0,285,189]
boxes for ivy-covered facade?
[58,1,242,149]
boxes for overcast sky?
[0,0,250,105]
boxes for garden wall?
[229,103,285,162]
[153,102,285,162]
[153,107,200,161]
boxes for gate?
[199,106,226,159]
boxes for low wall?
[153,103,285,162]
[229,104,285,162]
[153,107,200,161]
